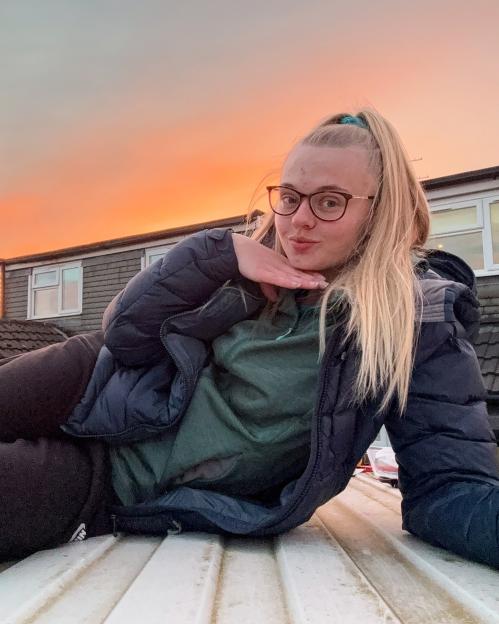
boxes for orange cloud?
[2,6,499,259]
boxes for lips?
[289,237,319,243]
[288,238,319,253]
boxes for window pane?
[147,250,170,266]
[371,426,389,447]
[430,206,477,235]
[148,253,164,266]
[426,231,484,270]
[34,287,58,317]
[34,270,57,287]
[489,201,499,264]
[62,267,80,310]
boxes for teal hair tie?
[339,115,368,130]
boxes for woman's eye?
[321,196,339,209]
[281,194,298,206]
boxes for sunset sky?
[2,0,498,258]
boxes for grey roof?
[473,323,499,395]
[422,164,499,191]
[0,318,68,359]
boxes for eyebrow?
[280,182,351,194]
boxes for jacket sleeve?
[101,228,241,366]
[384,320,499,569]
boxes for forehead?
[281,144,373,191]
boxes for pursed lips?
[289,236,320,243]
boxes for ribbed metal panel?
[0,475,497,624]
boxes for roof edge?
[4,211,262,265]
[422,165,499,191]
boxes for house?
[0,213,255,337]
[1,168,499,440]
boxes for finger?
[263,265,328,289]
[287,269,329,288]
[292,273,329,287]
[296,278,329,290]
[263,272,328,291]
[266,263,324,285]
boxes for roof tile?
[0,319,68,359]
[472,324,499,394]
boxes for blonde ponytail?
[250,108,430,415]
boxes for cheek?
[336,214,367,241]
[274,216,289,242]
[320,220,365,254]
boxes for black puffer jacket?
[63,228,499,568]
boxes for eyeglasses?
[266,185,375,222]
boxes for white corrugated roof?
[1,474,497,624]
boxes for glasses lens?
[311,192,347,220]
[269,187,300,214]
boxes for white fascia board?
[426,179,499,203]
[6,223,250,272]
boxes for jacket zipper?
[61,309,211,441]
[65,287,262,441]
[156,287,259,430]
[113,297,343,532]
[157,283,266,399]
[116,334,341,533]
[158,282,264,339]
[262,328,342,531]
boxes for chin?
[288,256,327,271]
[288,252,338,274]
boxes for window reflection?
[426,231,484,270]
[62,267,80,310]
[489,201,499,264]
[430,206,477,235]
[34,287,58,317]
[34,270,57,287]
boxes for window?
[489,200,499,264]
[371,425,391,448]
[427,231,484,270]
[28,262,82,319]
[142,245,171,270]
[426,196,499,274]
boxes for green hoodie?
[110,290,333,505]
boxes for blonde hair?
[245,109,430,415]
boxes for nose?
[291,197,316,228]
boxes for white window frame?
[428,194,499,276]
[141,245,172,270]
[482,195,499,272]
[28,261,83,319]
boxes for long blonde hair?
[246,109,430,416]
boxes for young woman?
[1,110,498,568]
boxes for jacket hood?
[416,249,480,342]
[421,249,477,296]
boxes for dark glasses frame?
[266,185,375,222]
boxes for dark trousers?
[0,331,114,560]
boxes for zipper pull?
[275,327,293,341]
[167,520,182,536]
[111,514,118,537]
